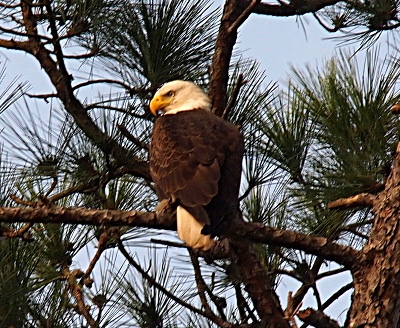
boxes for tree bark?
[348,142,400,328]
[210,0,246,116]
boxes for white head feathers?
[149,80,211,116]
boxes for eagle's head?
[149,80,211,116]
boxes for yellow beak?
[149,95,171,116]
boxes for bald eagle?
[149,80,243,250]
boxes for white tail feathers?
[176,206,214,250]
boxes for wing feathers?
[150,109,243,249]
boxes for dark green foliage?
[93,0,218,88]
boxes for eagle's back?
[150,109,243,234]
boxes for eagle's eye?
[166,91,174,97]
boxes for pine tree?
[0,0,400,327]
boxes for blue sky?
[238,13,339,83]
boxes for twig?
[189,250,218,316]
[320,282,353,311]
[72,79,150,96]
[26,92,58,102]
[44,177,58,198]
[9,194,35,206]
[81,229,112,282]
[339,226,369,240]
[118,240,248,328]
[117,124,149,151]
[63,49,98,59]
[66,268,98,328]
[0,2,19,8]
[227,0,261,34]
[190,250,227,319]
[150,238,186,248]
[222,74,247,119]
[298,283,352,328]
[315,267,348,280]
[313,12,342,32]
[235,284,247,322]
[0,222,34,241]
[284,292,302,328]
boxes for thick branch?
[0,38,31,51]
[18,2,150,180]
[249,0,342,16]
[0,205,359,269]
[230,236,290,327]
[328,193,376,209]
[210,0,247,116]
[0,205,175,230]
[297,308,340,328]
[227,221,359,269]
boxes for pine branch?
[222,74,247,119]
[210,0,246,116]
[228,0,261,33]
[249,0,342,16]
[229,235,291,327]
[189,250,226,320]
[118,240,249,328]
[287,257,325,314]
[0,205,359,269]
[0,222,34,241]
[81,229,114,283]
[328,193,376,209]
[0,205,175,230]
[319,282,353,312]
[227,220,359,269]
[66,267,98,328]
[297,308,340,328]
[19,2,150,180]
[72,79,150,96]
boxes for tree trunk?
[348,142,400,328]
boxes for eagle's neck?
[165,97,211,115]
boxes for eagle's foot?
[155,198,178,216]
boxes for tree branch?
[327,193,376,209]
[0,38,31,51]
[0,204,359,269]
[0,205,175,230]
[189,250,227,320]
[65,267,98,328]
[297,308,340,328]
[118,240,249,328]
[227,220,359,269]
[229,235,291,327]
[249,0,343,16]
[222,74,247,119]
[320,282,353,312]
[72,79,150,96]
[0,222,34,241]
[210,0,247,116]
[19,2,150,180]
[228,0,261,33]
